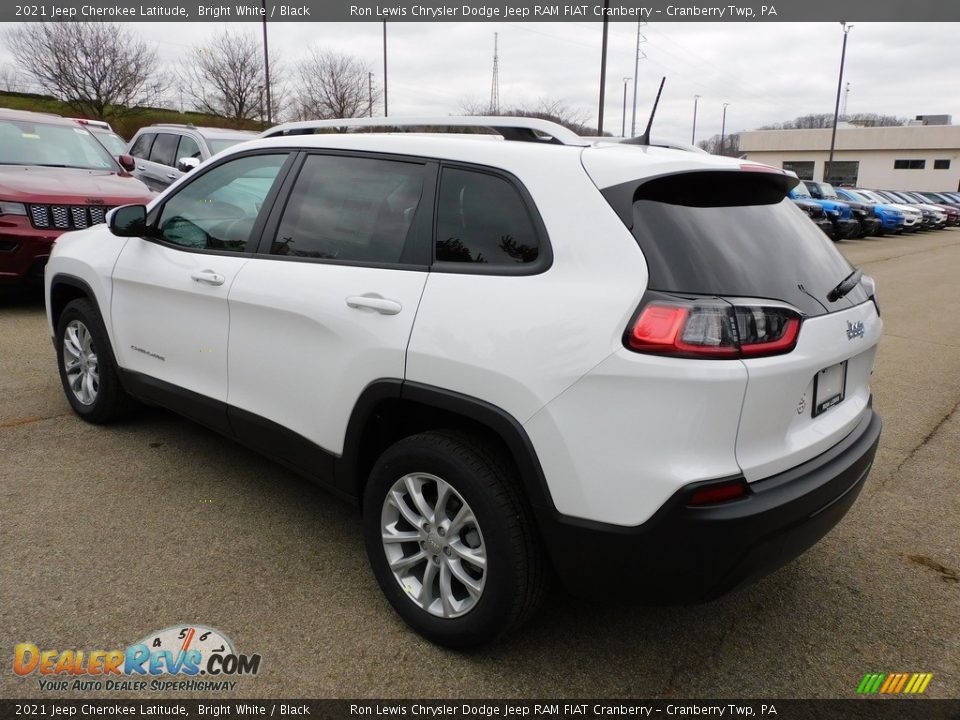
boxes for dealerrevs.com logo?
[13,625,262,692]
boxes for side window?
[129,133,154,159]
[176,135,202,162]
[148,133,179,167]
[271,154,425,264]
[156,154,287,251]
[435,168,540,265]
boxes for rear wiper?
[827,268,862,302]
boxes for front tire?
[56,298,134,424]
[363,431,546,648]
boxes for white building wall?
[739,126,960,191]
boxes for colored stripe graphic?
[857,672,932,694]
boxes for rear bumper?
[537,408,881,602]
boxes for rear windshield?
[207,138,247,155]
[604,171,869,316]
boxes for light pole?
[597,0,610,134]
[382,22,388,117]
[630,21,644,136]
[720,102,730,156]
[261,0,272,124]
[691,94,700,145]
[826,23,853,183]
[621,77,631,137]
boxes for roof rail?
[151,123,196,129]
[260,116,590,146]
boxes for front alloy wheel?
[62,319,99,406]
[381,472,486,618]
[55,298,134,424]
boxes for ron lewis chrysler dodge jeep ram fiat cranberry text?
[45,117,882,648]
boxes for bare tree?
[180,30,267,122]
[758,112,906,131]
[697,133,741,156]
[4,23,165,118]
[0,67,23,93]
[457,96,594,134]
[292,49,379,121]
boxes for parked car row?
[0,108,255,284]
[787,176,959,240]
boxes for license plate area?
[813,360,848,417]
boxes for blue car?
[836,187,904,235]
[788,181,860,240]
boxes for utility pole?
[382,22,388,117]
[691,94,700,145]
[597,0,610,134]
[826,22,852,183]
[720,102,730,156]
[368,72,373,117]
[489,32,500,114]
[621,77,631,137]
[261,0,272,124]
[630,22,647,137]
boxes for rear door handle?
[346,295,402,315]
[166,172,178,180]
[191,270,226,286]
[137,165,145,171]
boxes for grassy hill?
[0,90,266,139]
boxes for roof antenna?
[624,76,665,145]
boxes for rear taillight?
[626,297,801,359]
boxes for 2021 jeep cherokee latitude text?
[45,117,882,648]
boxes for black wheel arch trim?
[339,379,557,511]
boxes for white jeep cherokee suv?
[45,117,882,648]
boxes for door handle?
[166,172,178,180]
[137,165,145,171]
[191,270,226,286]
[346,295,402,315]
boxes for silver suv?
[125,124,257,192]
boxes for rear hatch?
[584,152,881,482]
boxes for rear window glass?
[129,133,154,159]
[149,133,179,167]
[435,168,540,266]
[608,171,869,315]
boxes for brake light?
[626,299,801,359]
[688,479,749,506]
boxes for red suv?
[0,109,154,283]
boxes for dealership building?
[739,116,960,191]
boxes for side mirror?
[177,157,200,173]
[118,154,136,172]
[108,205,147,237]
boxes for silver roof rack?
[260,116,590,146]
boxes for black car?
[807,181,882,237]
[792,198,835,237]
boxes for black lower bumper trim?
[536,409,882,602]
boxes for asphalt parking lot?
[2,229,959,700]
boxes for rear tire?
[363,430,546,648]
[56,298,135,424]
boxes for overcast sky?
[2,21,957,139]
